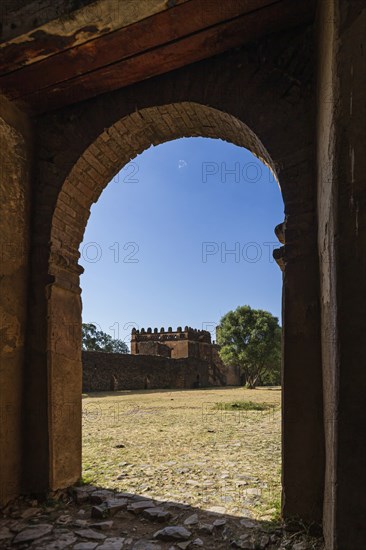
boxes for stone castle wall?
[129,326,241,388]
[82,349,240,392]
[83,326,242,391]
[130,326,211,356]
[82,351,210,392]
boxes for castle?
[82,326,240,392]
[132,326,214,358]
[131,325,239,386]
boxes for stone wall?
[8,21,325,526]
[317,2,366,547]
[136,341,171,358]
[82,351,209,392]
[0,95,31,504]
[130,326,239,386]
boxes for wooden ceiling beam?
[0,0,190,71]
[32,0,315,114]
[0,0,277,99]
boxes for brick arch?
[49,102,278,285]
[45,101,283,493]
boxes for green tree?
[217,305,281,389]
[82,323,129,353]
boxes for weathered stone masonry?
[131,326,239,387]
[0,1,365,547]
[82,326,240,392]
[4,21,325,525]
[82,351,210,393]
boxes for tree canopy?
[82,323,129,354]
[217,305,281,388]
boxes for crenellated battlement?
[131,326,212,344]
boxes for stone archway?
[25,81,324,527]
[46,101,280,491]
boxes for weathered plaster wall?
[0,96,31,506]
[317,1,366,548]
[82,351,209,392]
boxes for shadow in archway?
[0,486,324,549]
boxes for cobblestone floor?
[0,487,324,549]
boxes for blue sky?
[80,137,284,347]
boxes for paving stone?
[90,490,114,504]
[258,534,270,547]
[239,519,257,529]
[34,531,77,549]
[198,523,214,535]
[142,507,172,522]
[132,540,162,550]
[106,498,129,515]
[127,500,155,514]
[114,492,135,499]
[98,537,126,550]
[74,528,107,540]
[213,518,226,528]
[73,519,89,527]
[184,513,199,526]
[154,526,192,541]
[12,524,53,544]
[56,514,73,525]
[89,521,114,530]
[91,505,109,519]
[20,507,42,519]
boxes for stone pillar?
[47,280,82,489]
[317,1,366,547]
[0,97,31,506]
[23,242,51,494]
[281,158,325,527]
[24,248,82,493]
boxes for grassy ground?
[82,386,281,521]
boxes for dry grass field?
[82,386,281,522]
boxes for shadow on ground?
[0,485,324,549]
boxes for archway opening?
[78,132,283,521]
[46,103,291,542]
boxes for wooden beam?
[0,0,277,99]
[0,0,190,71]
[33,0,316,113]
[17,0,316,114]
